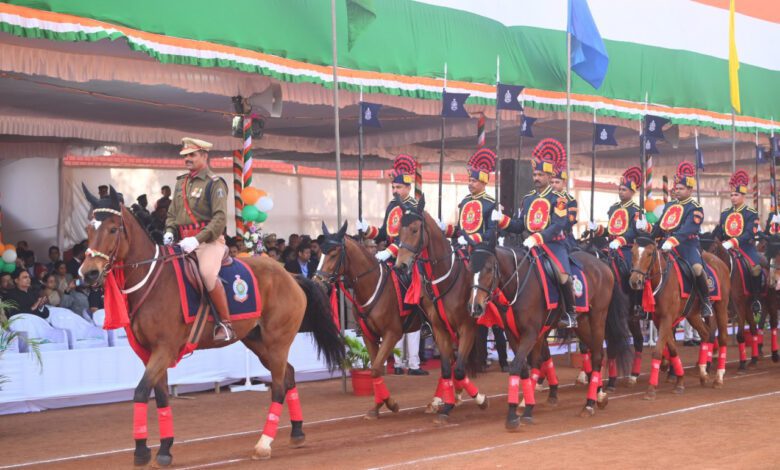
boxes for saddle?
[534,250,589,314]
[180,250,233,297]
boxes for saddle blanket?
[535,254,589,313]
[670,258,722,301]
[170,247,263,323]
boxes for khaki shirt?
[165,168,228,244]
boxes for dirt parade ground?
[2,344,779,470]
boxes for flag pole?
[731,110,737,174]
[495,55,501,201]
[695,129,701,203]
[772,118,778,217]
[639,94,647,215]
[515,95,525,216]
[358,85,364,227]
[329,0,346,393]
[566,31,572,193]
[590,108,596,223]
[438,63,447,220]
[755,129,760,216]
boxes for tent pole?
[590,109,596,223]
[495,55,501,202]
[732,110,736,173]
[438,64,447,220]
[695,129,701,204]
[358,86,364,227]
[566,32,572,193]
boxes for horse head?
[80,183,129,286]
[314,220,348,284]
[467,232,499,317]
[629,235,657,290]
[395,194,427,273]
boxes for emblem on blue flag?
[642,136,660,155]
[644,114,670,139]
[593,123,617,146]
[496,83,524,111]
[441,90,470,118]
[757,145,766,164]
[360,102,382,128]
[520,116,537,137]
[696,148,705,170]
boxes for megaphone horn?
[247,83,283,118]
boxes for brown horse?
[758,235,780,362]
[394,197,488,425]
[314,221,421,419]
[629,236,730,399]
[78,185,344,466]
[467,237,632,430]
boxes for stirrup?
[751,299,762,316]
[558,312,578,329]
[420,322,433,339]
[700,302,713,319]
[214,322,235,342]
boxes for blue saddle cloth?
[533,251,589,313]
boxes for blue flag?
[496,83,524,111]
[757,145,766,164]
[642,135,659,155]
[568,0,609,89]
[771,136,780,156]
[696,148,705,170]
[441,91,470,118]
[360,102,382,128]
[644,115,669,139]
[593,124,617,146]
[520,116,536,137]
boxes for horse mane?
[121,205,157,247]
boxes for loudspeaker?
[499,159,533,216]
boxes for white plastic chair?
[8,313,69,352]
[47,307,109,349]
[92,309,129,347]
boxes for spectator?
[87,286,104,314]
[276,238,286,253]
[41,273,61,307]
[289,234,301,251]
[266,247,280,262]
[67,243,86,279]
[0,272,12,298]
[310,237,322,266]
[61,281,90,316]
[284,243,314,278]
[98,185,109,199]
[46,245,61,274]
[5,269,49,319]
[154,185,172,213]
[131,194,154,231]
[21,250,37,278]
[228,244,239,258]
[280,246,295,265]
[16,240,29,252]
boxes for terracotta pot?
[350,369,373,396]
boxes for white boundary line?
[0,358,773,469]
[367,389,780,470]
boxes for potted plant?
[342,335,374,396]
[0,300,43,389]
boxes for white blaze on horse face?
[90,218,101,230]
[470,271,481,308]
[637,246,645,261]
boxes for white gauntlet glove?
[457,235,468,246]
[355,219,369,232]
[179,236,199,254]
[722,240,735,251]
[433,217,447,231]
[772,214,780,225]
[661,240,673,252]
[491,210,503,222]
[523,236,538,249]
[375,249,392,262]
[587,221,598,231]
[608,239,621,250]
[635,218,649,231]
[163,232,174,246]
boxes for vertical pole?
[731,111,737,174]
[233,150,244,240]
[358,86,364,225]
[330,0,346,393]
[516,107,525,217]
[590,108,596,223]
[640,120,646,213]
[566,32,572,193]
[695,129,701,204]
[755,129,760,216]
[495,55,501,202]
[438,63,447,220]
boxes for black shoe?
[407,368,429,376]
[695,273,713,318]
[394,367,404,375]
[558,311,578,329]
[559,278,579,329]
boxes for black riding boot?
[695,272,713,319]
[749,272,763,316]
[559,278,578,329]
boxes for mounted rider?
[712,169,764,313]
[589,166,644,314]
[163,137,234,341]
[437,148,505,247]
[646,161,712,318]
[497,138,577,329]
[548,155,578,250]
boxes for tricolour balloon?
[2,248,17,264]
[254,196,274,212]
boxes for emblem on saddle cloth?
[706,275,714,291]
[724,212,744,238]
[387,206,403,237]
[572,274,584,298]
[660,204,683,231]
[460,200,483,234]
[608,208,629,236]
[526,198,551,232]
[232,275,249,303]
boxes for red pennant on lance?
[642,280,655,313]
[404,265,422,305]
[103,270,129,330]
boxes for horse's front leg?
[365,330,402,419]
[686,313,711,387]
[452,323,488,412]
[132,350,175,467]
[506,328,539,431]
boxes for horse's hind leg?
[666,335,685,394]
[686,314,711,387]
[627,317,644,386]
[132,349,175,467]
[283,363,306,448]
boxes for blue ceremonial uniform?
[507,186,570,273]
[651,196,704,267]
[605,200,642,267]
[445,191,498,243]
[714,204,760,266]
[562,192,578,250]
[364,195,417,257]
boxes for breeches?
[195,236,227,290]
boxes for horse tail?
[296,276,345,372]
[606,277,633,376]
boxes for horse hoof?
[425,399,442,414]
[433,413,450,426]
[713,380,723,389]
[772,352,779,363]
[505,415,522,432]
[152,453,172,468]
[748,358,759,368]
[385,398,400,413]
[673,386,685,395]
[364,408,379,420]
[289,434,306,448]
[579,406,595,417]
[575,371,588,386]
[133,449,152,467]
[644,390,656,401]
[626,376,637,388]
[520,416,535,425]
[477,396,489,411]
[252,448,272,461]
[699,376,709,387]
[546,396,559,407]
[596,395,609,410]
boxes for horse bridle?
[630,243,665,288]
[396,210,427,259]
[469,248,499,299]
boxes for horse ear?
[337,220,348,238]
[81,183,100,208]
[321,221,330,236]
[108,185,121,209]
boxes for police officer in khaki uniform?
[164,137,234,341]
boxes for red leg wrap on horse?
[608,359,617,379]
[133,403,148,439]
[744,331,753,346]
[751,334,760,358]
[456,377,479,398]
[372,377,390,404]
[441,379,456,405]
[286,387,303,421]
[707,342,714,362]
[581,352,592,373]
[521,377,536,406]
[434,377,445,399]
[713,339,719,350]
[698,343,710,366]
[632,352,642,376]
[649,359,661,387]
[530,368,541,383]
[587,371,601,402]
[738,342,747,362]
[544,359,559,386]
[508,376,520,405]
[262,402,283,439]
[670,355,684,377]
[662,346,670,360]
[718,346,727,371]
[157,407,174,439]
[757,330,764,345]
[772,329,778,352]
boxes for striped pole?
[233,150,244,238]
[646,154,653,202]
[753,174,759,210]
[243,115,254,188]
[662,175,669,204]
[477,114,486,149]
